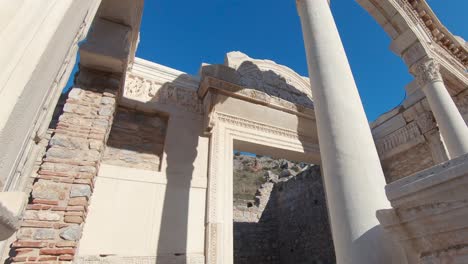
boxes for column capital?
[411,57,443,88]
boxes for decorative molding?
[412,58,443,88]
[216,112,314,143]
[375,122,423,158]
[394,0,468,67]
[204,109,319,264]
[200,77,314,118]
[124,73,203,114]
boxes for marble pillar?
[296,0,406,263]
[412,58,468,158]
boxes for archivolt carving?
[124,73,203,113]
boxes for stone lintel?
[199,76,315,119]
[377,154,468,262]
[80,18,131,73]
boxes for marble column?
[296,0,406,263]
[412,58,468,158]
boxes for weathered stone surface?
[32,180,69,200]
[23,211,61,221]
[233,155,334,264]
[60,225,82,241]
[50,135,89,150]
[33,229,56,240]
[102,107,167,170]
[70,185,92,198]
[98,104,114,116]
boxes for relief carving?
[376,122,422,157]
[223,52,314,109]
[412,58,443,88]
[124,73,203,113]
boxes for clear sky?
[68,0,467,122]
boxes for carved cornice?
[396,0,468,67]
[411,58,443,87]
[199,77,314,119]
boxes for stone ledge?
[385,153,468,205]
[0,192,27,241]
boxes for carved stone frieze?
[412,58,443,88]
[375,122,422,158]
[215,112,312,142]
[124,73,203,113]
[201,77,314,118]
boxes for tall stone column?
[296,0,405,263]
[412,58,468,158]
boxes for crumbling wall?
[233,162,335,264]
[275,166,335,264]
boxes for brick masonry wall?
[233,166,335,264]
[102,107,167,171]
[9,69,121,263]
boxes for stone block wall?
[372,81,468,183]
[372,99,448,183]
[275,166,335,264]
[233,165,335,264]
[102,107,167,171]
[8,69,120,263]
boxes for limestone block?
[377,154,468,262]
[60,225,82,241]
[70,185,92,198]
[390,29,418,56]
[372,114,407,139]
[80,18,131,73]
[0,192,27,240]
[32,180,69,201]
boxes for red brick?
[56,241,76,248]
[66,206,86,212]
[32,199,59,206]
[27,204,52,210]
[38,256,58,261]
[64,216,83,224]
[64,211,84,217]
[68,197,87,206]
[39,248,75,255]
[15,248,35,255]
[12,256,27,262]
[21,221,54,228]
[12,241,48,248]
[50,206,67,211]
[38,170,77,178]
[59,255,75,261]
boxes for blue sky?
[68,0,467,121]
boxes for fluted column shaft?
[296,0,405,263]
[412,58,468,158]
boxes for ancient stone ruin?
[0,0,467,264]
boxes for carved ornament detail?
[412,58,443,88]
[124,73,203,113]
[375,122,422,157]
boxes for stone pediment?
[200,52,313,110]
